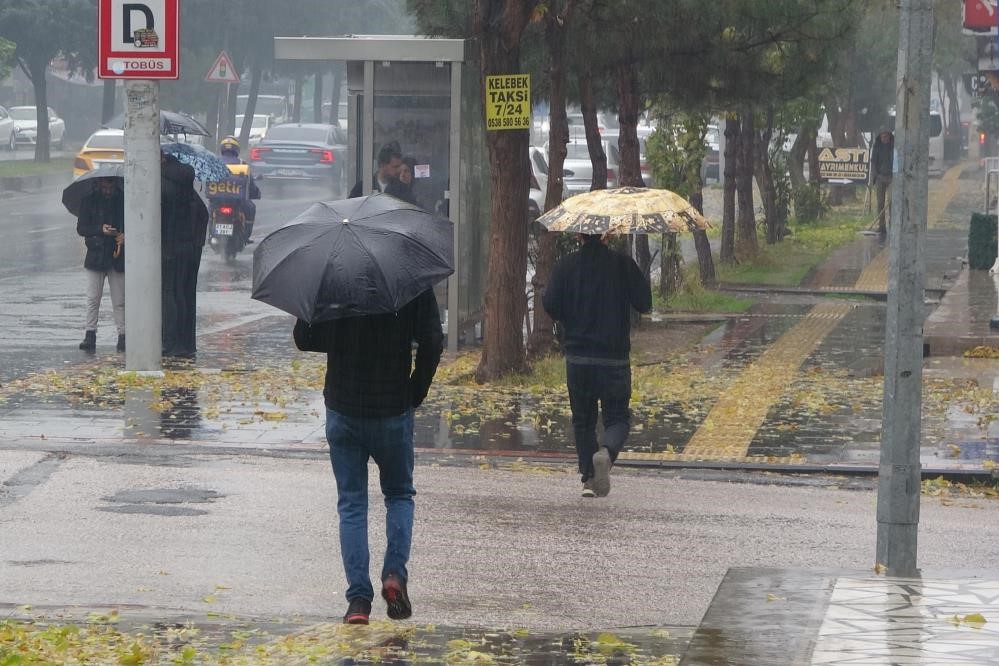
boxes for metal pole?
[876,0,933,577]
[123,80,162,372]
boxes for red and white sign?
[98,0,179,79]
[964,0,998,36]
[204,51,240,84]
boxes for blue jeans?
[326,408,415,603]
[566,362,631,481]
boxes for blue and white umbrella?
[160,142,232,183]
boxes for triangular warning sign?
[204,51,240,84]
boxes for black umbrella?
[61,163,124,217]
[105,110,210,137]
[251,193,454,323]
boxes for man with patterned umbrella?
[539,187,707,498]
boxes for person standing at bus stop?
[870,128,894,234]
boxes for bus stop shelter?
[273,35,488,353]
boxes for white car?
[234,114,271,146]
[9,106,66,149]
[0,106,16,151]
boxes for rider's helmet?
[220,135,240,157]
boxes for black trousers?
[566,362,631,482]
[162,244,198,356]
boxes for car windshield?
[86,134,124,150]
[10,108,37,120]
[265,126,328,142]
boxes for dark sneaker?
[381,573,412,620]
[592,447,612,497]
[582,480,596,498]
[343,597,371,625]
[79,330,96,352]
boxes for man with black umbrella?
[76,177,125,352]
[293,289,443,625]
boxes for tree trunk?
[292,75,304,123]
[755,105,781,244]
[474,0,534,382]
[101,80,117,125]
[689,186,715,286]
[720,115,738,264]
[238,62,263,149]
[529,3,574,359]
[207,87,221,146]
[788,126,808,192]
[807,128,820,184]
[20,57,51,163]
[736,109,757,256]
[578,70,607,190]
[313,69,324,124]
[615,57,651,279]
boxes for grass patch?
[656,271,755,313]
[0,157,73,178]
[715,209,868,287]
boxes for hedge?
[969,213,998,270]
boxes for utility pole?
[123,79,162,371]
[876,0,933,577]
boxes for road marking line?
[678,301,853,460]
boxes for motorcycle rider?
[218,136,261,242]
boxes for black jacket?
[161,156,198,253]
[349,174,384,199]
[542,240,652,361]
[76,190,125,272]
[293,289,444,418]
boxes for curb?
[0,169,73,194]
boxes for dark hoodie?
[871,129,894,178]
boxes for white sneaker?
[581,480,596,498]
[592,447,612,497]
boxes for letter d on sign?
[123,3,154,44]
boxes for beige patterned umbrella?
[536,186,709,235]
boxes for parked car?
[73,129,126,177]
[10,106,65,149]
[558,138,621,195]
[528,145,571,215]
[0,106,16,151]
[601,128,656,187]
[249,123,347,189]
[234,114,271,146]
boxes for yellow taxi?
[73,129,125,177]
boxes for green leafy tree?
[0,0,95,162]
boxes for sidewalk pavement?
[3,161,999,663]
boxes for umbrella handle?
[113,238,123,259]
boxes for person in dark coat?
[160,153,199,358]
[385,156,418,206]
[349,142,402,198]
[75,177,125,352]
[293,289,443,625]
[870,128,894,234]
[542,233,652,498]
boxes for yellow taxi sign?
[485,74,531,131]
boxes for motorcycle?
[206,163,258,261]
[208,198,246,261]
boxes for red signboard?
[98,0,179,79]
[964,0,998,35]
